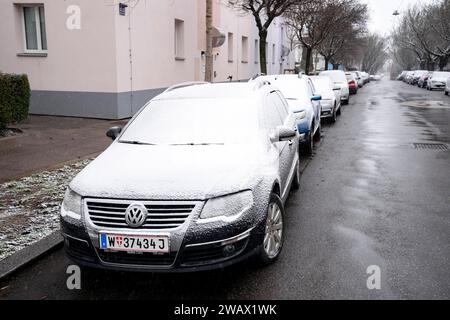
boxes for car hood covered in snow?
[70,142,266,200]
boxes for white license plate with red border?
[99,233,170,253]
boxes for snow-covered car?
[311,75,341,123]
[346,72,359,94]
[319,70,350,105]
[418,71,432,88]
[60,81,301,272]
[253,74,322,156]
[411,70,428,85]
[427,71,450,91]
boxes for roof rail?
[163,81,209,93]
[251,78,271,91]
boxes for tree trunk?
[259,30,268,74]
[324,57,330,71]
[205,0,213,82]
[305,47,312,75]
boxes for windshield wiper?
[170,143,224,146]
[120,140,156,146]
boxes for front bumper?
[320,101,333,118]
[61,196,267,272]
[430,83,445,89]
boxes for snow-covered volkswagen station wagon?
[60,81,301,272]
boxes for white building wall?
[0,0,296,118]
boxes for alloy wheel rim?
[264,202,283,259]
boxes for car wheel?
[257,193,285,265]
[331,106,337,123]
[445,90,448,96]
[303,131,313,157]
[343,99,349,105]
[291,160,300,191]
[314,123,321,142]
[337,106,342,116]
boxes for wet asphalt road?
[1,79,450,300]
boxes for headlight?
[61,188,82,220]
[200,191,253,221]
[295,110,307,120]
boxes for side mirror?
[311,95,322,101]
[106,126,123,140]
[270,126,297,143]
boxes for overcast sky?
[361,0,435,36]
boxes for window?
[228,33,234,62]
[174,19,185,59]
[241,36,248,63]
[264,93,284,129]
[272,44,276,64]
[22,5,47,53]
[254,39,259,64]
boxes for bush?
[0,73,30,130]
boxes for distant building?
[0,0,295,119]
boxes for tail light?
[348,80,356,87]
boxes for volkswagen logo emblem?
[125,203,148,228]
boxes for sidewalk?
[0,115,128,183]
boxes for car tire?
[314,123,321,142]
[343,99,349,105]
[302,131,314,157]
[337,106,342,116]
[331,106,337,123]
[445,90,448,96]
[291,160,300,191]
[257,193,285,265]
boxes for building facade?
[0,0,296,119]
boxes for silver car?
[60,81,300,272]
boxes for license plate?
[99,234,170,253]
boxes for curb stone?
[0,230,63,281]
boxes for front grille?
[86,200,196,230]
[97,250,177,266]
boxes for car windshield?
[312,78,333,92]
[319,71,346,83]
[120,99,259,145]
[270,79,310,104]
[432,72,450,78]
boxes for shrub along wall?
[0,73,30,130]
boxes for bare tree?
[360,34,388,74]
[317,1,368,70]
[286,0,367,74]
[205,0,213,82]
[228,0,300,74]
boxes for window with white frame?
[174,19,185,59]
[228,32,234,62]
[241,36,248,63]
[21,5,47,53]
[254,39,259,64]
[272,44,276,64]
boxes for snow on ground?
[0,159,91,261]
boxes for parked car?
[346,72,359,94]
[254,74,322,156]
[427,71,450,91]
[319,70,350,105]
[361,71,370,84]
[417,71,432,88]
[352,71,364,88]
[61,81,301,272]
[311,76,341,123]
[445,76,450,96]
[397,71,408,81]
[411,70,428,85]
[404,71,414,83]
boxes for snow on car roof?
[155,82,261,101]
